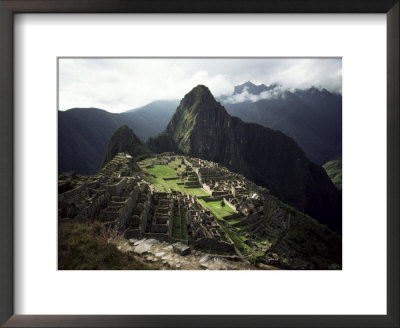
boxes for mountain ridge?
[222,84,342,164]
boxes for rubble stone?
[172,242,191,256]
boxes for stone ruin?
[58,152,268,258]
[182,155,266,217]
[150,192,173,235]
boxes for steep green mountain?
[58,100,178,175]
[323,157,342,190]
[150,85,342,232]
[221,83,342,165]
[101,125,152,168]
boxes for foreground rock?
[132,238,160,255]
[133,242,152,255]
[113,238,259,270]
[172,242,191,256]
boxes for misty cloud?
[59,58,341,113]
[224,85,284,104]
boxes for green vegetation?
[323,158,342,190]
[145,164,177,179]
[198,199,236,220]
[172,206,188,240]
[280,210,342,269]
[58,221,154,270]
[224,217,244,225]
[141,164,208,196]
[142,174,170,192]
[247,250,265,264]
[182,187,208,196]
[172,208,182,239]
[220,225,253,254]
[180,206,188,240]
[143,174,208,196]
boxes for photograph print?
[58,58,342,270]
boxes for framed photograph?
[1,0,398,327]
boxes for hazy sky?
[59,58,342,113]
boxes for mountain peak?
[243,81,257,87]
[178,84,221,113]
[234,81,268,95]
[100,125,151,168]
[192,84,211,92]
[111,125,141,142]
[185,84,214,100]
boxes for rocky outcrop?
[172,242,191,256]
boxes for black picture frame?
[0,0,398,327]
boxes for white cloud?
[224,85,284,104]
[59,58,341,113]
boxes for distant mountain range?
[147,85,341,232]
[58,100,178,175]
[232,81,279,95]
[220,82,342,165]
[58,81,341,174]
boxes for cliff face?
[166,86,243,171]
[149,85,342,232]
[222,85,342,165]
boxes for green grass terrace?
[140,163,209,197]
[197,199,236,221]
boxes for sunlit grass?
[198,199,236,220]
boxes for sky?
[59,58,342,113]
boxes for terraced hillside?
[58,152,341,270]
[137,155,342,269]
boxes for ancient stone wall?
[104,177,128,196]
[143,233,187,245]
[99,206,122,222]
[189,238,235,253]
[58,184,86,204]
[201,183,213,196]
[200,195,223,202]
[140,194,151,234]
[59,184,110,220]
[223,198,238,211]
[151,224,169,233]
[223,213,242,221]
